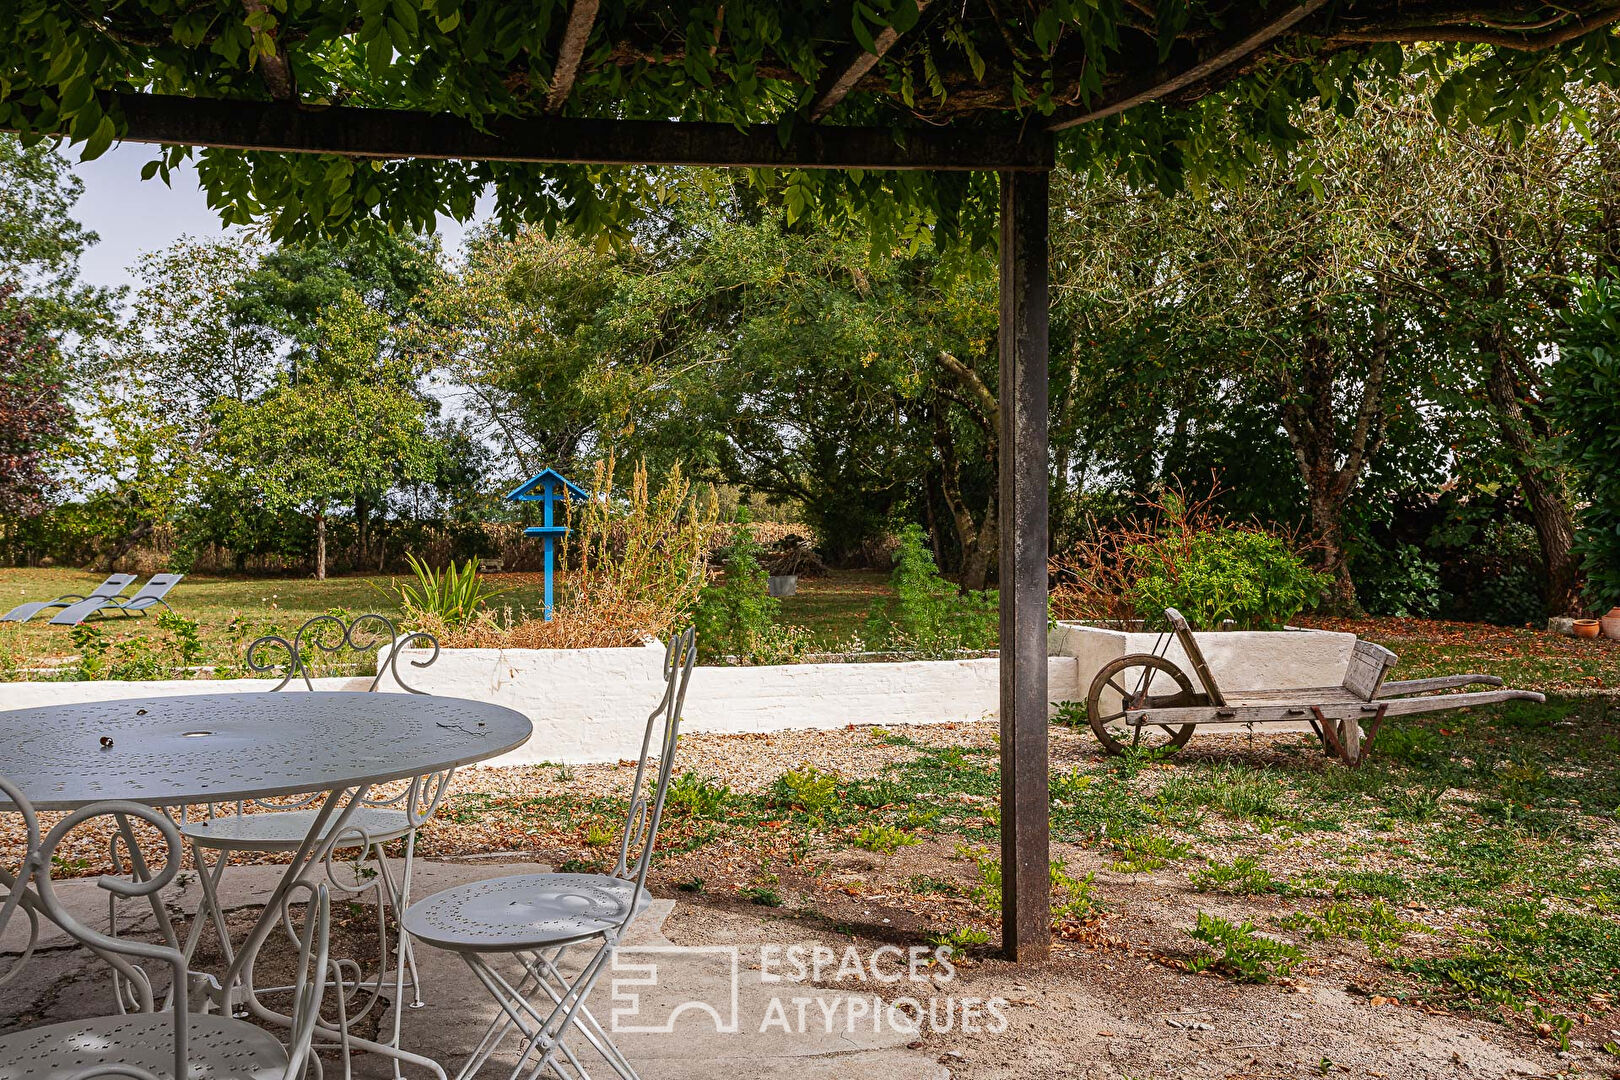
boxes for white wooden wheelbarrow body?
[1085,608,1545,765]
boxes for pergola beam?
[17,92,1052,171]
[808,0,931,122]
[544,0,600,113]
[1045,0,1332,131]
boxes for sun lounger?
[48,573,185,625]
[0,573,136,622]
[1085,607,1545,765]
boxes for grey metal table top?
[0,692,532,810]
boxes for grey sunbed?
[49,573,185,625]
[1,573,136,623]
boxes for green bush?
[1551,277,1620,612]
[865,524,997,655]
[1130,526,1328,630]
[1354,541,1443,618]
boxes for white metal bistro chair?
[401,627,697,1080]
[0,774,332,1080]
[175,613,448,1068]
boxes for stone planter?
[767,574,798,597]
[1602,608,1620,642]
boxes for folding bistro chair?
[176,613,445,1073]
[1,573,135,622]
[49,573,185,625]
[0,773,333,1080]
[402,627,698,1080]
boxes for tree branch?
[1046,0,1334,131]
[545,0,600,113]
[808,0,931,121]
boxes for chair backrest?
[127,573,184,604]
[89,573,138,599]
[613,629,698,918]
[247,612,440,693]
[1341,639,1398,701]
[16,785,330,1080]
[1164,607,1226,707]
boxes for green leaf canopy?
[3,2,1619,241]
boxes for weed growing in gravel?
[1111,832,1192,873]
[1185,912,1303,983]
[1049,767,1094,803]
[741,884,783,906]
[927,926,990,950]
[845,778,907,809]
[1157,765,1286,823]
[908,874,960,895]
[675,876,705,893]
[1278,901,1420,955]
[584,822,615,847]
[854,824,922,853]
[1051,861,1102,922]
[1189,857,1287,895]
[667,772,731,817]
[769,765,840,817]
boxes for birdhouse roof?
[506,468,590,503]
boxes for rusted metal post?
[997,167,1051,962]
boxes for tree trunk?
[1482,344,1581,615]
[933,352,1001,592]
[314,509,327,581]
[1277,306,1390,617]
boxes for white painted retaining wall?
[0,647,1081,766]
[0,623,1353,765]
[385,641,1081,764]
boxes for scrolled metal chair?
[245,611,441,693]
[178,612,449,1072]
[401,627,697,1080]
[0,776,332,1080]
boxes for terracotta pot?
[1602,608,1620,642]
[1574,619,1601,639]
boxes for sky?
[69,142,488,297]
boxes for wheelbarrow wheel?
[1086,654,1200,756]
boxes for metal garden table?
[0,691,532,1075]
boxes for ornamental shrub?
[1550,278,1620,613]
[1127,526,1327,631]
[1053,490,1327,630]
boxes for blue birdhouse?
[506,468,590,621]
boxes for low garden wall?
[0,623,1356,764]
[378,641,1083,764]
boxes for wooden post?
[997,168,1051,962]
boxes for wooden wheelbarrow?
[1084,608,1546,765]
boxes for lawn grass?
[0,565,894,676]
[774,568,893,648]
[0,566,549,677]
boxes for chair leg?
[453,941,639,1080]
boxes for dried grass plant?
[432,457,719,649]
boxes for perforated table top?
[0,692,532,810]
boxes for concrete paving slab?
[4,861,951,1080]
